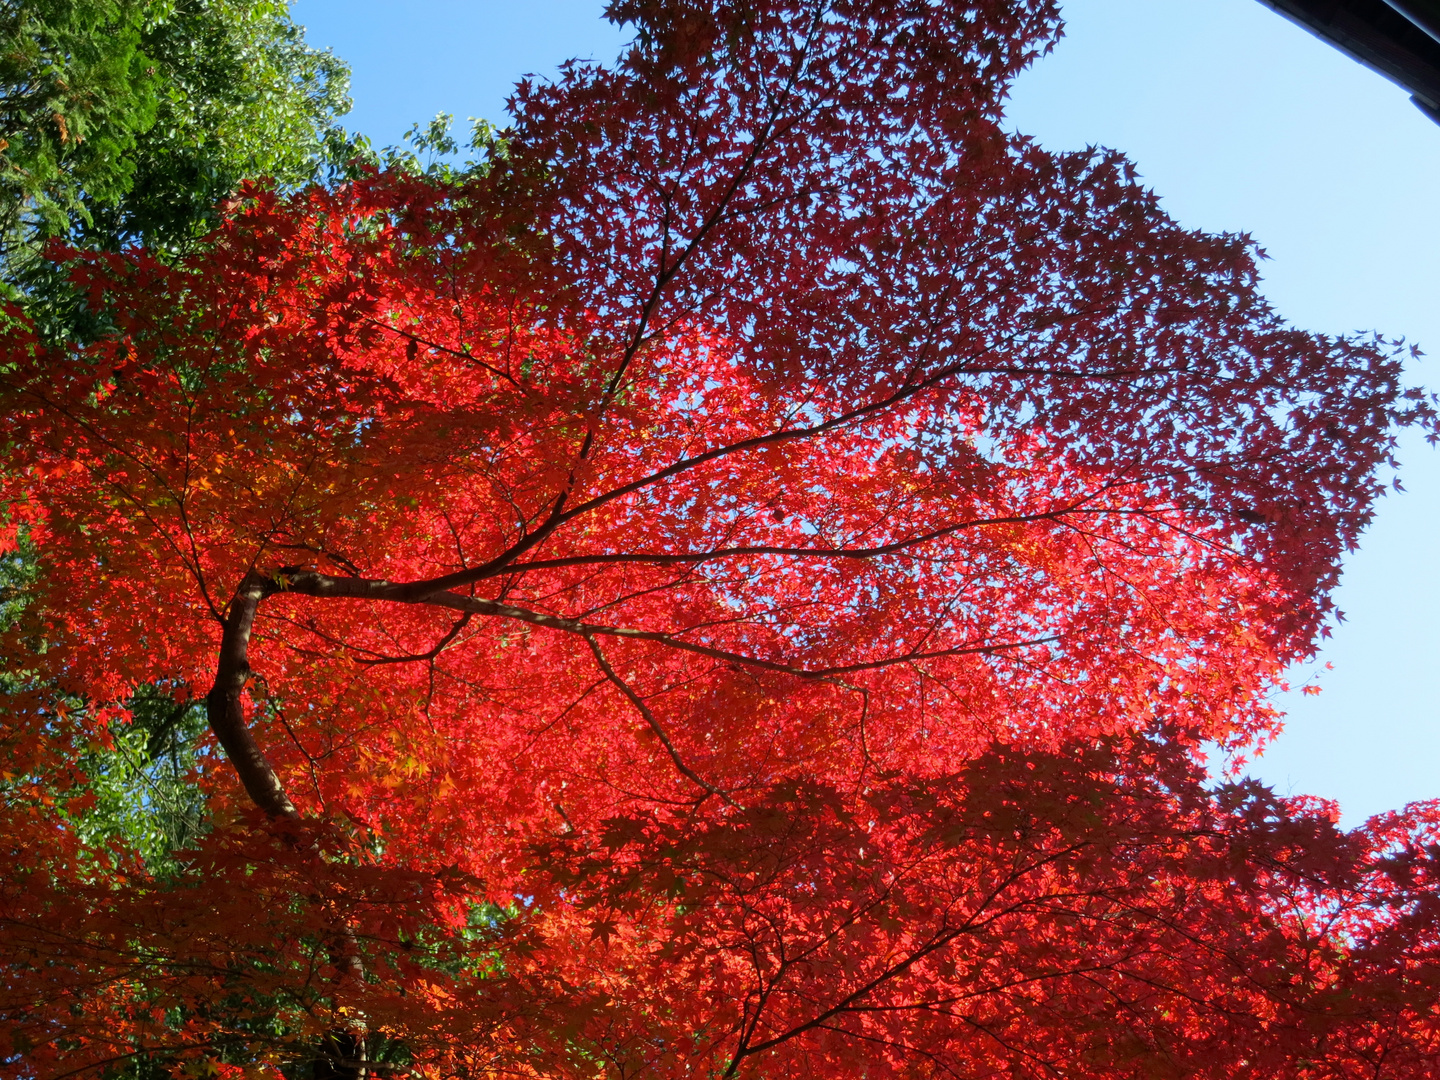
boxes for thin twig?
[584,633,737,807]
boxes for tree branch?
[584,633,736,806]
[353,611,473,666]
[276,568,1057,679]
[205,571,296,819]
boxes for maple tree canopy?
[1,1,1438,1077]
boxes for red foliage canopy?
[1,1,1436,1077]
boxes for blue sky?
[292,0,1440,826]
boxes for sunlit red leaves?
[0,0,1436,1075]
[1,168,1395,828]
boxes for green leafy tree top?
[0,0,351,271]
[84,0,352,251]
[0,0,158,249]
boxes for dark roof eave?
[1258,0,1440,123]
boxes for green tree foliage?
[0,0,157,254]
[68,690,210,871]
[0,0,351,283]
[83,0,352,251]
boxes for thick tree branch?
[276,568,1056,679]
[206,571,296,819]
[483,504,1162,576]
[206,573,367,1066]
[356,354,1185,602]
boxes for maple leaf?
[0,1,1435,1077]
